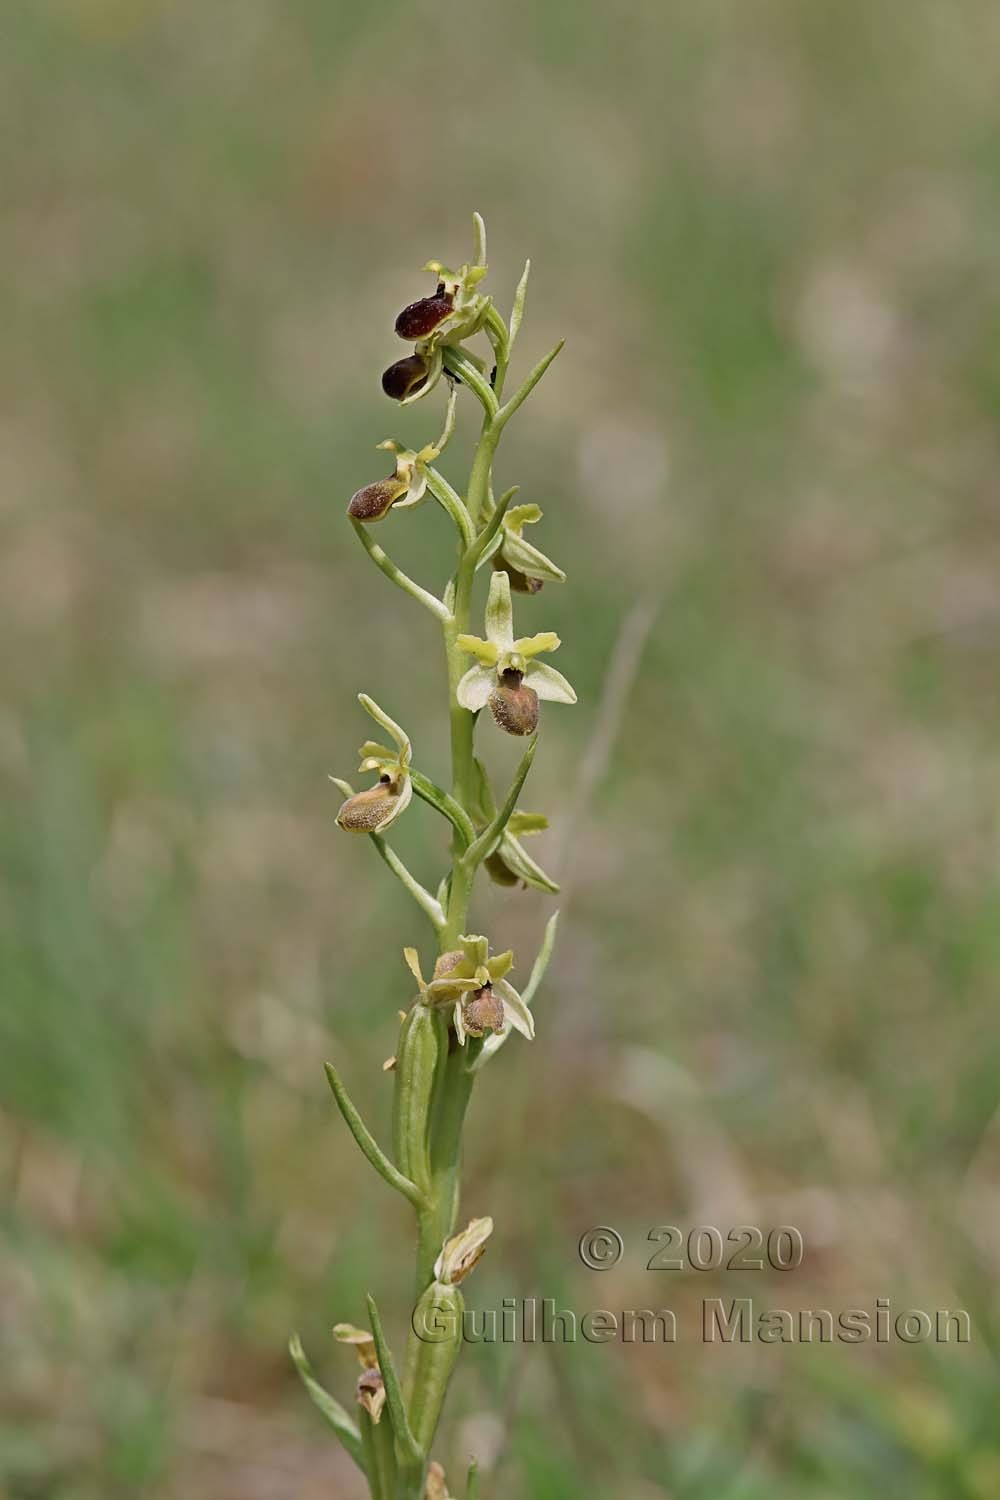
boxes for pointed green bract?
[289,1336,365,1472]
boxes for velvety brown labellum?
[492,555,544,594]
[394,291,454,341]
[336,779,397,831]
[489,670,539,736]
[382,353,429,401]
[461,984,506,1037]
[348,476,405,522]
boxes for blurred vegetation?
[2,1,1000,1496]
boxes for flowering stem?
[317,220,570,1499]
[349,519,450,622]
[370,835,445,931]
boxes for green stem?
[361,1408,396,1500]
[350,520,450,622]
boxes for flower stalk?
[292,216,570,1497]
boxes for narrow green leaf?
[522,909,560,1008]
[469,485,519,572]
[496,339,565,429]
[289,1335,365,1472]
[467,1457,481,1498]
[464,737,537,870]
[366,1294,424,1468]
[324,1062,424,1208]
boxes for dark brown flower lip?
[348,476,404,522]
[489,677,539,736]
[336,783,398,831]
[461,983,506,1037]
[381,353,430,402]
[394,290,454,341]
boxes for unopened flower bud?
[425,1460,452,1499]
[347,476,407,523]
[356,1367,386,1423]
[394,286,454,340]
[489,669,539,736]
[336,775,400,833]
[460,983,507,1038]
[434,1216,494,1285]
[382,353,431,402]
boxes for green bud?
[425,1461,452,1499]
[391,999,444,1198]
[405,1217,492,1451]
[406,1280,463,1453]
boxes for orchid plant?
[290,216,570,1499]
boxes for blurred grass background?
[2,1,1000,1496]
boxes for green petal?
[493,977,534,1040]
[485,570,515,650]
[512,631,560,659]
[357,695,411,758]
[402,947,425,988]
[399,343,443,405]
[373,775,412,831]
[425,975,478,1004]
[486,949,514,980]
[504,502,543,535]
[499,831,560,894]
[456,664,495,713]
[359,740,395,762]
[502,531,566,583]
[392,470,430,510]
[455,633,499,667]
[507,811,548,835]
[459,934,489,969]
[526,661,576,704]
